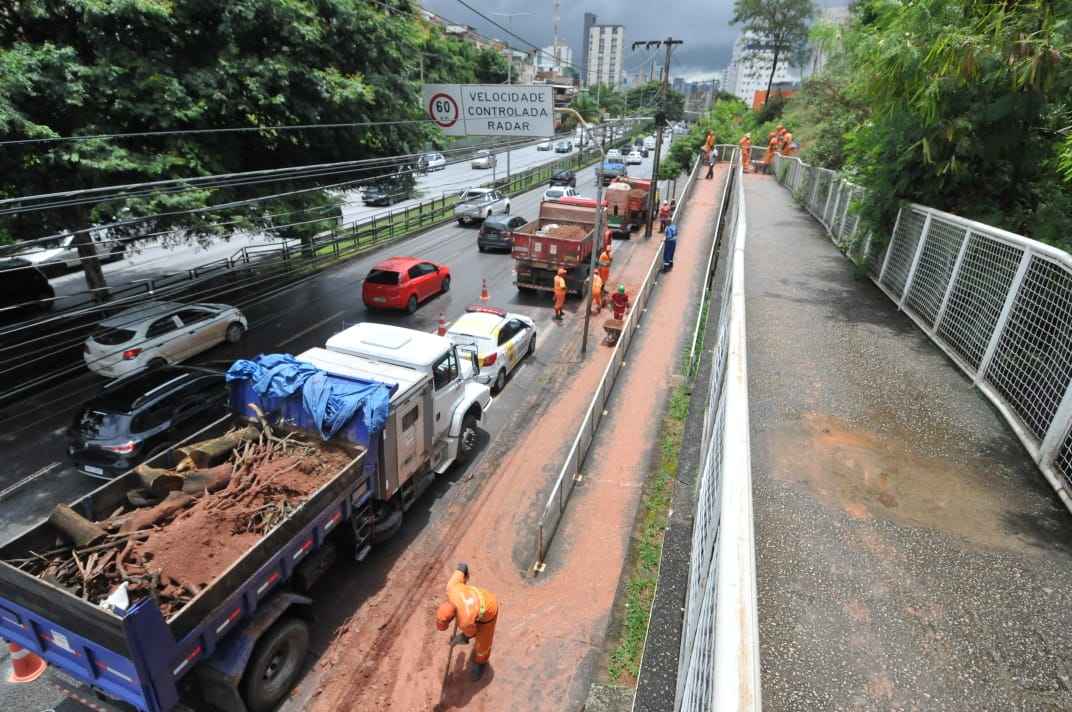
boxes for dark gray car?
[478,214,527,252]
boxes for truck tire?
[242,617,309,712]
[456,412,479,465]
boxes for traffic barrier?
[437,313,447,336]
[6,640,47,683]
[479,279,489,304]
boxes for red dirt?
[308,170,727,711]
[544,224,588,240]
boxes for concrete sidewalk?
[306,167,726,712]
[745,174,1072,710]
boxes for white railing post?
[975,249,1032,384]
[931,228,971,334]
[877,207,903,284]
[898,211,933,309]
[809,167,821,210]
[1039,386,1072,466]
[821,173,835,227]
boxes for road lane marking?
[0,461,61,502]
[277,311,346,347]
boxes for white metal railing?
[772,153,1072,513]
[674,150,761,712]
[534,154,704,568]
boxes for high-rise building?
[580,12,597,85]
[581,15,625,87]
[535,42,573,73]
[672,77,686,94]
[725,34,794,104]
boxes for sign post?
[421,84,555,138]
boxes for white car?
[454,188,511,224]
[644,136,656,150]
[84,301,247,378]
[626,150,643,165]
[606,148,623,161]
[537,140,553,151]
[446,305,536,394]
[420,152,446,171]
[17,231,123,276]
[541,186,579,202]
[471,150,497,169]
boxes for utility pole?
[632,37,682,238]
[492,12,531,188]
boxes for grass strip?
[607,382,690,684]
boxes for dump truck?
[605,177,652,239]
[0,323,491,712]
[596,159,628,187]
[511,200,599,296]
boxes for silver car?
[84,300,247,378]
[453,188,511,224]
[471,150,497,169]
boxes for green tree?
[731,0,816,100]
[0,0,441,297]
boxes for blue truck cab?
[598,160,628,186]
[0,323,491,712]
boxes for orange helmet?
[436,602,457,631]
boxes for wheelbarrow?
[603,318,624,346]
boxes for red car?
[362,257,451,313]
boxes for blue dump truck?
[0,322,491,712]
[596,159,628,187]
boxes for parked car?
[84,301,247,379]
[445,305,536,394]
[0,258,54,323]
[453,188,511,225]
[606,148,623,161]
[542,186,579,202]
[66,366,229,479]
[554,140,573,153]
[420,152,447,171]
[537,140,553,151]
[478,214,528,253]
[626,150,643,165]
[549,169,577,188]
[471,150,497,169]
[362,257,451,313]
[15,232,124,277]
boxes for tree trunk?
[765,46,782,106]
[49,504,107,547]
[72,231,109,302]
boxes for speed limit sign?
[422,85,464,136]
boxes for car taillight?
[104,441,137,454]
[122,348,142,360]
[481,353,497,367]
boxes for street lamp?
[555,107,605,356]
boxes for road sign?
[421,84,555,138]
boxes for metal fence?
[772,153,1072,514]
[674,150,761,712]
[533,154,704,569]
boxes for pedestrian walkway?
[744,174,1072,710]
[305,167,726,712]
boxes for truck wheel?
[456,412,479,465]
[242,617,309,712]
[406,295,418,314]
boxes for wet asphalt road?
[744,174,1072,710]
[0,145,664,712]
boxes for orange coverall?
[782,132,796,156]
[739,136,752,172]
[436,570,499,665]
[592,272,604,313]
[598,250,611,284]
[703,131,715,155]
[762,134,778,167]
[553,274,567,317]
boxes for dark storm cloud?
[421,0,738,79]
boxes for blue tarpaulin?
[226,354,392,439]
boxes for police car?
[445,305,536,394]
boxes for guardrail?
[771,152,1072,515]
[4,136,636,329]
[672,150,761,712]
[533,154,703,569]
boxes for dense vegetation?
[782,0,1072,252]
[0,0,508,290]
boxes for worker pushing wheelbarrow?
[603,284,631,346]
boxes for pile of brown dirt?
[545,224,588,240]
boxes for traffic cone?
[480,279,489,303]
[437,313,447,336]
[6,640,46,683]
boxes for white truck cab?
[319,322,491,473]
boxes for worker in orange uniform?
[598,247,612,286]
[782,131,796,157]
[775,125,787,150]
[591,270,604,314]
[762,132,779,173]
[611,284,630,320]
[739,133,753,173]
[436,563,499,681]
[553,267,567,321]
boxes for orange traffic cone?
[6,641,46,683]
[437,313,447,336]
[480,279,489,303]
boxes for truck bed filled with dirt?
[2,415,362,623]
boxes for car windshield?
[546,189,563,198]
[76,409,130,439]
[461,190,486,202]
[476,151,491,157]
[92,326,136,345]
[366,269,401,286]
